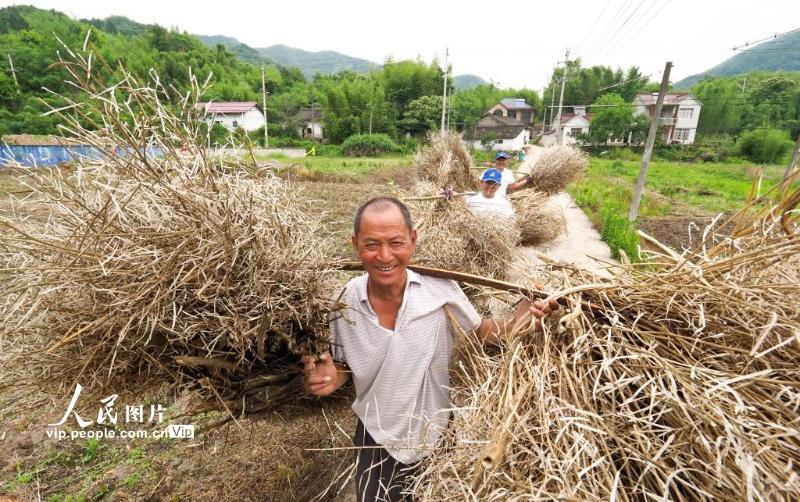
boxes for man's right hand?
[302,352,341,396]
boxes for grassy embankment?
[568,158,795,259]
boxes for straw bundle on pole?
[509,190,566,245]
[521,144,588,194]
[414,131,477,192]
[411,182,800,500]
[405,181,520,281]
[0,45,343,411]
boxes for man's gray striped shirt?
[330,269,482,464]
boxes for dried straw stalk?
[510,190,567,245]
[520,144,588,194]
[0,45,344,410]
[411,182,800,500]
[414,131,477,192]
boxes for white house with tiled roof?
[541,107,592,146]
[473,113,531,151]
[633,93,701,144]
[195,102,265,131]
[488,98,536,125]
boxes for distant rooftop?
[634,93,699,106]
[195,102,259,114]
[499,98,535,110]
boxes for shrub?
[600,207,639,261]
[737,128,794,164]
[316,144,343,157]
[341,133,399,157]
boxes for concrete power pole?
[261,66,269,148]
[629,61,673,222]
[440,47,449,132]
[7,53,19,89]
[552,49,570,145]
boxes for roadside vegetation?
[568,156,797,259]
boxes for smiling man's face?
[480,180,500,198]
[352,205,416,292]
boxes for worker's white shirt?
[497,168,516,198]
[466,193,515,218]
[329,269,482,464]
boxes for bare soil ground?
[639,212,734,253]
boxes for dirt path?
[522,193,616,276]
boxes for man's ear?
[351,234,358,251]
[410,229,418,246]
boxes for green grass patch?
[568,157,796,260]
[298,155,411,176]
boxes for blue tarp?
[0,145,164,167]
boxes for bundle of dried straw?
[405,181,520,281]
[509,190,566,245]
[0,46,343,409]
[520,144,588,194]
[414,131,476,192]
[411,184,800,500]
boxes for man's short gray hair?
[353,197,414,236]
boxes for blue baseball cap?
[494,151,510,160]
[480,168,502,184]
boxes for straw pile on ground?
[509,190,566,245]
[0,48,343,410]
[520,144,587,194]
[414,131,476,192]
[410,184,800,500]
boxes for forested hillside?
[675,29,800,88]
[0,6,299,135]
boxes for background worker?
[493,151,529,197]
[466,168,514,218]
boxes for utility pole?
[7,53,19,89]
[440,47,449,132]
[446,92,452,130]
[784,131,800,183]
[261,66,269,148]
[368,89,374,135]
[629,61,673,222]
[741,74,748,97]
[552,49,570,144]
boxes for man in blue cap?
[493,151,528,198]
[467,167,514,218]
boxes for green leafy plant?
[341,133,399,156]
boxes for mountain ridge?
[675,29,800,89]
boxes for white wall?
[474,129,530,151]
[204,109,265,132]
[492,130,529,151]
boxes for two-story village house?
[633,92,702,145]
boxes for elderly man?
[302,197,557,501]
[466,167,515,218]
[493,151,529,198]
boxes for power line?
[731,27,800,51]
[577,0,613,50]
[601,0,668,62]
[608,0,672,64]
[589,0,647,64]
[581,0,636,63]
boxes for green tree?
[542,60,647,121]
[589,93,634,144]
[399,95,441,136]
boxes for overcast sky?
[3,0,799,90]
